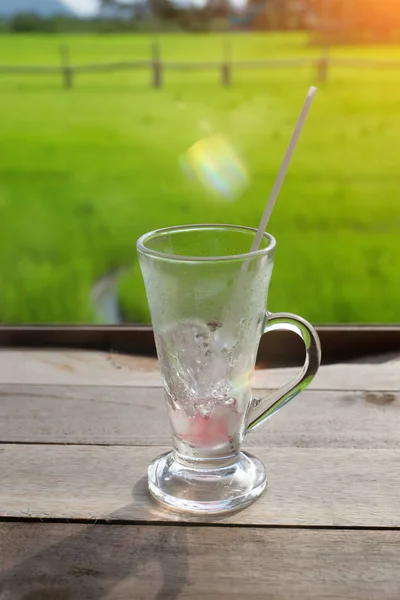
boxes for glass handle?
[246,312,321,432]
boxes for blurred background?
[0,0,399,325]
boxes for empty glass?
[137,224,321,514]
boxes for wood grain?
[0,349,399,391]
[0,349,160,387]
[1,385,399,448]
[1,444,400,527]
[1,523,400,600]
[1,348,399,599]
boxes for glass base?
[148,450,267,515]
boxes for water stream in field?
[90,269,125,324]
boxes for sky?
[61,0,99,15]
[61,0,247,14]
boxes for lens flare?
[181,134,249,202]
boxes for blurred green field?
[0,32,399,324]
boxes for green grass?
[0,32,399,323]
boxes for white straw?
[213,86,317,353]
[250,86,317,253]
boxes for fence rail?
[1,41,400,89]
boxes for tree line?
[1,0,400,42]
[0,0,309,34]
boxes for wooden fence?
[1,41,400,89]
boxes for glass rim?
[137,224,276,262]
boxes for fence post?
[317,0,331,84]
[221,39,231,88]
[60,44,73,90]
[151,41,162,89]
[317,44,330,83]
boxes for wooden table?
[0,349,399,599]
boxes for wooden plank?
[0,66,61,74]
[3,325,400,366]
[233,58,319,68]
[1,444,400,526]
[0,349,399,391]
[74,60,150,72]
[164,59,316,70]
[1,524,400,599]
[1,385,399,448]
[166,61,222,70]
[331,57,400,68]
[0,350,160,387]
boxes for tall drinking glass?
[137,224,321,514]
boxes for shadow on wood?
[2,522,400,599]
[0,500,189,600]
